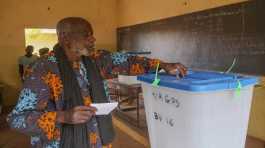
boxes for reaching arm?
[89,50,187,78]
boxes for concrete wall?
[0,0,117,105]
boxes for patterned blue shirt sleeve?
[90,50,160,78]
[7,59,55,140]
[108,51,160,75]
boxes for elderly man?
[7,17,187,148]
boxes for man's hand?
[160,62,187,78]
[57,106,97,124]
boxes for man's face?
[70,25,96,56]
[25,47,33,54]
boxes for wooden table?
[110,81,142,127]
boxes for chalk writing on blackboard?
[184,8,242,22]
[118,1,265,75]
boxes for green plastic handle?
[236,79,242,97]
[152,62,160,87]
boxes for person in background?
[18,45,39,82]
[39,47,50,58]
[8,17,187,148]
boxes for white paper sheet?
[91,102,118,115]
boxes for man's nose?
[88,36,96,42]
[91,36,96,42]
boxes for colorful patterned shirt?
[8,50,160,148]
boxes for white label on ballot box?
[91,102,118,115]
[151,90,182,128]
[152,91,181,108]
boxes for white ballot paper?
[91,102,118,115]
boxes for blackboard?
[117,0,265,75]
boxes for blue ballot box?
[137,70,258,148]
